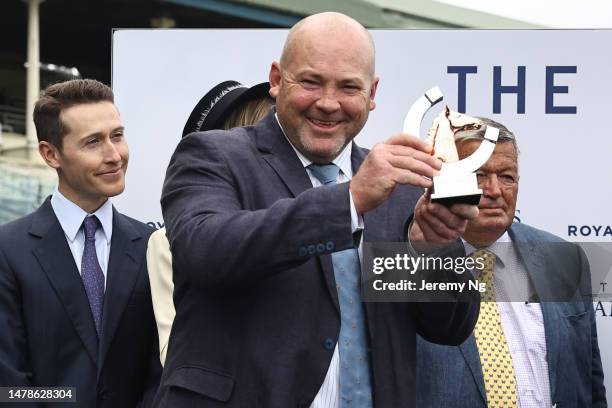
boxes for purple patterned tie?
[81,215,105,335]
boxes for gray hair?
[454,117,519,155]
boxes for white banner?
[112,29,612,397]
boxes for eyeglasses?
[475,171,518,188]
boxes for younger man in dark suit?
[0,79,161,407]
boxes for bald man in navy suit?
[156,13,480,408]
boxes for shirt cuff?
[405,219,422,257]
[349,188,364,234]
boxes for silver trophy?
[403,86,499,207]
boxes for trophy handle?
[402,86,443,136]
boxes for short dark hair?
[33,79,114,150]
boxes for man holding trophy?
[156,11,480,408]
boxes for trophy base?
[430,173,482,207]
[431,192,482,207]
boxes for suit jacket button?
[323,338,335,350]
[299,247,307,257]
[307,245,316,255]
[316,243,325,253]
[326,241,334,251]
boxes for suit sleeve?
[0,242,34,388]
[161,133,355,288]
[408,239,480,346]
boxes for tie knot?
[471,249,496,298]
[309,163,340,185]
[82,215,100,240]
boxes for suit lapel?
[459,336,487,403]
[255,113,313,198]
[539,302,559,401]
[510,227,546,299]
[255,113,342,314]
[97,209,143,375]
[30,199,99,365]
[254,115,373,317]
[509,224,559,402]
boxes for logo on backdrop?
[447,65,577,114]
[147,221,165,229]
[568,225,612,238]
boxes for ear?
[368,76,379,111]
[38,141,61,169]
[268,61,282,99]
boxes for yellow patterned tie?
[472,249,518,407]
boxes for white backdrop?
[112,29,612,397]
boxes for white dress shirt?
[464,232,552,408]
[275,115,363,408]
[50,188,113,288]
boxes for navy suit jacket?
[0,198,161,407]
[156,111,480,407]
[416,222,607,408]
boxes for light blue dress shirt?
[50,188,113,288]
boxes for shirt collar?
[50,187,114,243]
[274,112,354,178]
[462,230,512,267]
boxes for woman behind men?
[147,81,273,365]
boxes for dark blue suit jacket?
[417,222,607,408]
[0,198,161,407]
[156,111,480,407]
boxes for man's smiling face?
[269,20,378,164]
[49,101,128,212]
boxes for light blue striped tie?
[309,164,373,407]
